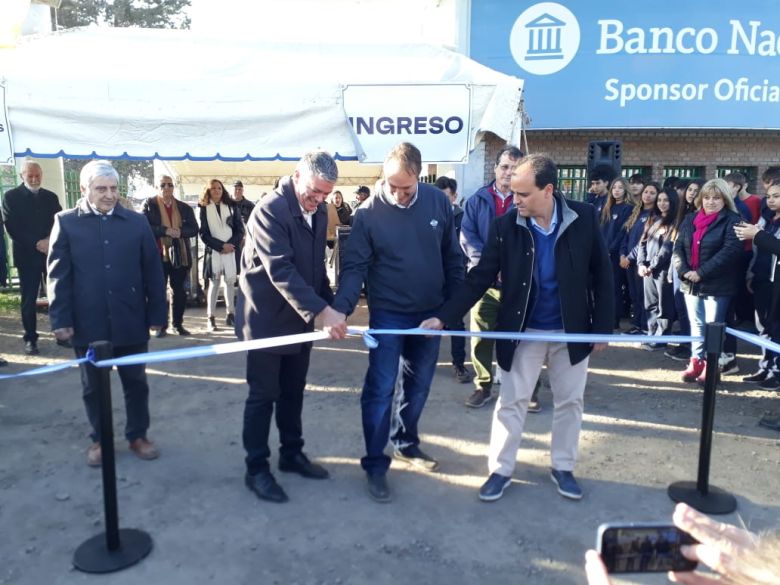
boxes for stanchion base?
[73,528,153,573]
[668,481,737,515]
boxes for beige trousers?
[488,329,589,476]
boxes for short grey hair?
[296,151,338,183]
[19,158,41,175]
[80,160,119,190]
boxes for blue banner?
[469,0,780,129]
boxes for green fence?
[558,166,588,201]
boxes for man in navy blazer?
[47,160,166,467]
[236,151,346,504]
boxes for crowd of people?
[1,152,779,467]
[589,164,780,399]
[1,149,779,582]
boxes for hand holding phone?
[596,522,698,574]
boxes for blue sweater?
[527,217,563,330]
[333,183,465,315]
[600,202,632,256]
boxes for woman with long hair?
[672,179,742,383]
[637,189,679,348]
[601,177,634,329]
[665,179,704,361]
[620,181,660,334]
[199,179,243,332]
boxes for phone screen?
[598,524,699,574]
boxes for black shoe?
[393,445,439,472]
[245,471,288,503]
[174,325,191,336]
[478,473,512,502]
[24,341,39,356]
[278,452,329,479]
[225,313,235,327]
[759,375,780,390]
[207,316,218,332]
[465,388,493,408]
[664,345,691,362]
[743,370,769,383]
[366,474,392,503]
[453,364,472,384]
[154,328,168,338]
[759,414,780,431]
[0,356,8,367]
[56,338,73,348]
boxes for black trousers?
[243,346,311,475]
[75,342,151,443]
[162,262,188,328]
[18,262,45,342]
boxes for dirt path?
[1,306,779,585]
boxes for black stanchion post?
[73,341,153,573]
[668,322,737,514]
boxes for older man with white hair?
[48,160,166,467]
[2,159,62,355]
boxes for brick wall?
[483,130,780,194]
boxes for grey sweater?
[333,182,464,315]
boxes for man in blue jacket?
[333,142,464,502]
[460,146,522,408]
[422,154,613,502]
[236,151,347,504]
[48,160,166,467]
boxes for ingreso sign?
[343,84,472,163]
[470,0,780,129]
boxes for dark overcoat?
[235,176,333,354]
[2,184,62,268]
[47,199,166,348]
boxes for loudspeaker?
[587,140,622,179]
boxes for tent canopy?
[1,27,524,162]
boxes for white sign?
[342,84,471,164]
[0,82,13,165]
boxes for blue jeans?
[361,308,441,476]
[684,294,729,359]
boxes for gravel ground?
[1,305,779,585]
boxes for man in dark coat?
[2,159,62,355]
[422,154,613,502]
[141,175,198,337]
[48,160,166,467]
[236,151,346,504]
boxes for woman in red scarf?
[672,179,742,383]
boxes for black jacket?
[2,184,62,267]
[141,197,198,266]
[672,209,742,297]
[751,229,780,323]
[235,176,333,354]
[437,193,614,368]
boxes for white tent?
[1,27,524,166]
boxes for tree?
[57,0,191,30]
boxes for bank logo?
[509,2,580,75]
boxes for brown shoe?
[86,443,102,467]
[129,438,159,460]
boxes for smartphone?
[596,522,699,574]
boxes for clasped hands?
[317,306,348,340]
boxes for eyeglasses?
[160,182,174,188]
